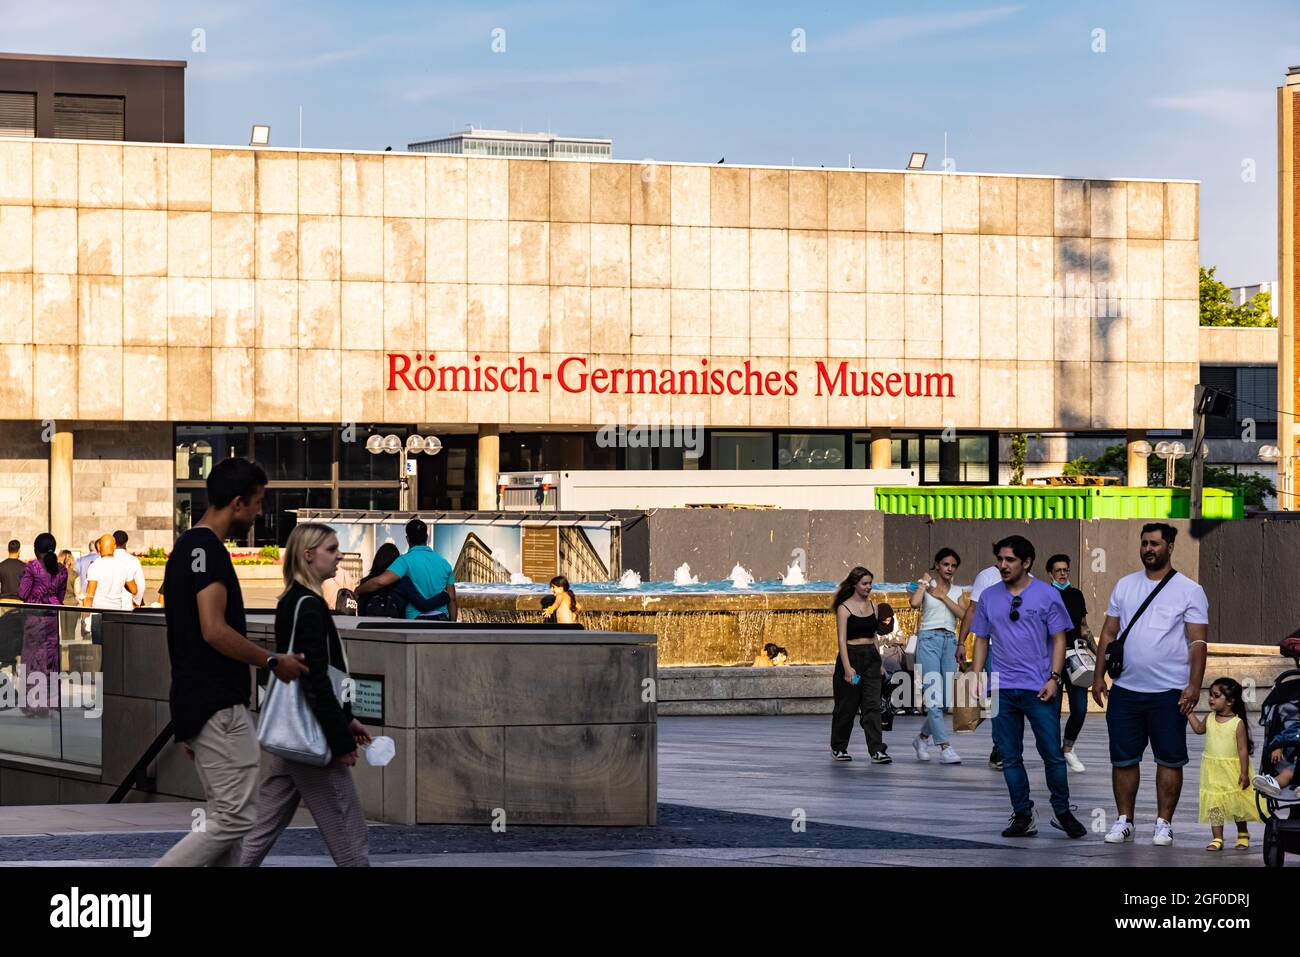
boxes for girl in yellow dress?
[1187,677,1259,852]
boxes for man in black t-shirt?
[1046,554,1094,774]
[155,458,307,868]
[0,540,25,599]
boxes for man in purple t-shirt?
[970,535,1086,839]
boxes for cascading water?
[510,572,532,584]
[728,563,755,588]
[617,569,643,588]
[781,561,807,586]
[673,563,699,586]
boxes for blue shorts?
[1106,685,1188,769]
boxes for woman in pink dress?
[19,533,67,716]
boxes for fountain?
[728,563,755,588]
[673,563,699,586]
[781,561,807,587]
[617,569,643,589]
[509,571,532,584]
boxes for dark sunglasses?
[1008,595,1023,622]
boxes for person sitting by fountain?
[830,567,895,764]
[908,548,966,765]
[357,542,451,619]
[541,575,580,625]
[356,519,457,621]
[753,643,789,667]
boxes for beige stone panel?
[211,149,255,213]
[255,279,298,349]
[589,163,629,224]
[1089,181,1127,239]
[341,154,384,216]
[466,220,508,284]
[630,288,670,355]
[1089,362,1127,429]
[904,293,943,359]
[75,345,119,418]
[670,165,710,226]
[1126,238,1163,302]
[589,223,630,287]
[339,216,383,282]
[77,208,123,276]
[425,281,468,351]
[1053,180,1089,237]
[1053,295,1090,362]
[749,290,789,356]
[166,346,211,420]
[77,144,122,208]
[1090,313,1126,363]
[0,274,32,344]
[78,276,122,346]
[749,168,788,229]
[1163,299,1198,363]
[942,359,981,429]
[630,163,670,225]
[788,291,827,357]
[1126,181,1164,240]
[979,235,1016,296]
[508,221,550,286]
[1164,183,1197,240]
[670,226,710,290]
[710,227,749,290]
[865,231,904,293]
[34,344,78,419]
[979,177,1017,235]
[1162,363,1196,429]
[864,355,906,429]
[942,294,979,359]
[167,148,211,211]
[298,215,341,281]
[1091,239,1126,321]
[211,347,255,418]
[122,209,167,277]
[0,345,32,418]
[865,292,903,343]
[0,140,32,205]
[340,281,383,351]
[384,217,425,283]
[979,296,1017,361]
[382,155,425,218]
[710,288,750,356]
[1015,236,1052,298]
[904,375,945,429]
[297,153,340,216]
[119,347,164,420]
[827,172,866,231]
[426,218,468,284]
[940,234,978,295]
[788,171,827,230]
[508,285,549,353]
[340,349,383,422]
[587,354,632,424]
[122,146,166,210]
[417,350,469,425]
[298,347,342,421]
[255,347,298,420]
[467,159,508,221]
[1162,240,1198,300]
[749,228,788,291]
[904,174,942,233]
[1052,361,1091,429]
[298,280,341,349]
[941,175,979,234]
[671,289,710,346]
[1016,297,1054,361]
[383,282,425,351]
[33,142,77,207]
[825,366,868,428]
[549,285,590,354]
[1127,357,1163,428]
[459,351,507,422]
[828,233,866,294]
[547,222,589,287]
[1016,178,1053,236]
[548,162,590,223]
[507,160,549,221]
[623,356,671,420]
[790,230,828,292]
[0,206,32,273]
[710,373,752,427]
[466,283,509,353]
[670,385,710,428]
[166,211,210,279]
[630,225,669,288]
[709,167,749,228]
[253,152,298,214]
[123,275,169,346]
[898,233,939,294]
[747,383,789,429]
[256,214,298,279]
[508,353,552,424]
[210,213,255,279]
[427,156,468,219]
[1015,361,1054,430]
[1125,298,1163,364]
[1053,237,1091,300]
[978,361,1017,429]
[33,207,77,275]
[786,358,828,427]
[865,173,902,232]
[550,358,592,425]
[590,286,631,353]
[209,277,255,348]
[167,277,211,347]
[33,273,78,345]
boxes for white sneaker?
[939,746,962,764]
[1064,750,1085,773]
[1104,816,1135,844]
[1253,774,1282,798]
[1152,818,1174,846]
[912,735,931,762]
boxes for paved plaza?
[0,714,1284,867]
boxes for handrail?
[107,720,174,803]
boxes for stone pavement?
[0,715,1285,866]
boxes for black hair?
[933,547,961,568]
[993,535,1035,568]
[206,457,269,509]
[113,530,128,548]
[832,566,873,610]
[1046,554,1071,573]
[1209,677,1253,755]
[34,533,58,576]
[763,643,787,660]
[550,575,579,612]
[6,539,17,553]
[1141,522,1177,544]
[406,518,429,547]
[368,542,401,580]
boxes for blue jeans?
[915,629,957,745]
[992,688,1071,817]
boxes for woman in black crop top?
[830,566,895,763]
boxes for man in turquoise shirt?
[356,519,457,620]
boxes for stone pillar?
[477,425,500,510]
[869,428,892,470]
[1126,430,1148,488]
[50,430,74,548]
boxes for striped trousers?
[240,753,370,867]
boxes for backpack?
[361,589,403,619]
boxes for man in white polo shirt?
[112,530,146,610]
[1092,522,1208,848]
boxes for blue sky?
[6,0,1300,285]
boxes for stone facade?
[0,421,50,551]
[71,422,173,551]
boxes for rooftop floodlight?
[364,434,385,454]
[381,434,403,454]
[250,124,271,147]
[907,151,927,170]
[1130,440,1152,458]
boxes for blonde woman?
[242,523,372,867]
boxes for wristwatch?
[266,655,279,671]
[1049,671,1064,686]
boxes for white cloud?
[1150,89,1269,123]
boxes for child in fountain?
[753,643,789,667]
[541,576,580,625]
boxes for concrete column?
[869,428,892,470]
[50,430,74,547]
[1126,430,1148,488]
[477,425,500,510]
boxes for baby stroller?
[1256,635,1300,868]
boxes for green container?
[873,486,1244,520]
